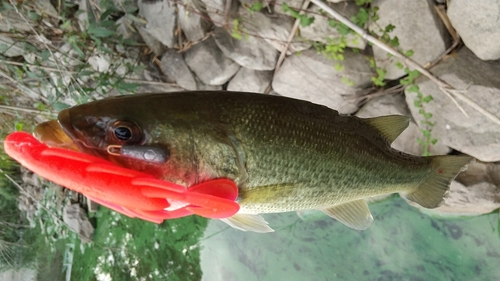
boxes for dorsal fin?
[363,115,410,144]
[322,199,373,230]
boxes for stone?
[185,36,240,85]
[0,34,25,57]
[137,26,165,56]
[239,7,311,54]
[200,0,232,27]
[0,10,31,32]
[272,48,374,114]
[160,49,197,90]
[448,0,500,60]
[138,0,177,48]
[227,68,273,93]
[63,203,94,243]
[369,0,449,79]
[213,27,278,70]
[408,161,500,216]
[356,94,450,156]
[195,76,223,90]
[405,47,500,162]
[300,4,366,50]
[178,1,212,42]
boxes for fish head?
[34,95,201,186]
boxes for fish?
[34,91,471,233]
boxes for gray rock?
[272,48,374,114]
[369,0,449,79]
[195,76,224,90]
[239,7,311,54]
[0,34,25,57]
[178,1,212,42]
[227,68,273,93]
[137,26,165,56]
[213,27,278,70]
[63,204,94,243]
[138,0,177,48]
[448,0,500,60]
[408,161,500,216]
[185,36,240,85]
[405,47,500,162]
[160,49,197,90]
[0,10,31,32]
[200,0,230,27]
[356,94,450,156]
[300,4,366,50]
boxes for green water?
[199,196,500,281]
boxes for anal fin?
[322,199,374,230]
[220,214,274,233]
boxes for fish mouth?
[33,109,80,151]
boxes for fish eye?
[109,120,142,144]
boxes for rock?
[138,0,177,48]
[448,0,500,60]
[369,0,449,79]
[0,35,25,57]
[239,7,311,54]
[405,47,500,162]
[213,27,278,70]
[300,4,366,50]
[63,203,94,243]
[178,1,212,41]
[200,0,233,27]
[185,36,240,85]
[227,68,273,93]
[160,49,197,90]
[195,76,223,90]
[137,26,165,56]
[272,48,373,114]
[408,161,500,216]
[356,94,450,156]
[0,9,32,32]
[116,16,141,42]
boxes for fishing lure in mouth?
[4,132,240,223]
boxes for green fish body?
[35,91,471,232]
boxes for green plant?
[401,70,437,156]
[282,3,315,27]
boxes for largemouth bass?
[34,91,471,232]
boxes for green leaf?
[88,25,116,38]
[422,95,434,103]
[404,50,414,57]
[406,84,419,93]
[52,101,71,111]
[334,63,345,72]
[248,1,264,12]
[299,15,315,27]
[395,61,404,69]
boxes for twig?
[266,0,311,94]
[8,0,73,96]
[0,105,48,115]
[309,0,500,126]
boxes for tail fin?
[404,155,473,208]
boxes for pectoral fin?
[322,199,373,230]
[220,214,274,233]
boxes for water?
[198,196,500,281]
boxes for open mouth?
[33,118,80,152]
